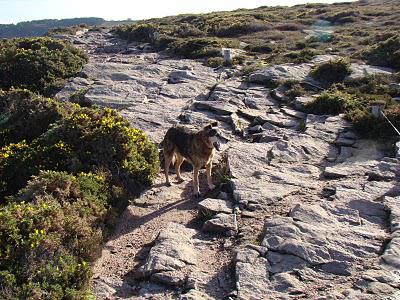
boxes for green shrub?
[0,89,64,147]
[284,48,320,63]
[214,21,268,37]
[325,10,360,24]
[168,37,240,58]
[69,88,91,107]
[0,37,87,96]
[305,90,349,115]
[284,80,306,99]
[206,57,224,68]
[0,93,159,198]
[344,73,393,95]
[0,171,110,299]
[310,59,352,86]
[363,35,400,70]
[349,105,400,138]
[245,41,273,54]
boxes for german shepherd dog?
[162,121,221,196]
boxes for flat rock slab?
[202,213,237,234]
[135,222,197,286]
[347,63,394,81]
[198,198,233,216]
[293,96,315,111]
[234,201,395,299]
[324,166,349,178]
[249,63,313,84]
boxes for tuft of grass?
[305,90,349,115]
[310,59,352,86]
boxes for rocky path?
[57,29,400,299]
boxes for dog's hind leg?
[164,152,174,187]
[193,167,200,197]
[175,154,185,182]
[206,162,215,190]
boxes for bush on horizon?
[0,37,88,96]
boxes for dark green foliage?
[168,38,239,58]
[0,37,88,96]
[245,42,273,54]
[284,48,320,63]
[0,171,109,299]
[305,90,348,115]
[325,10,360,24]
[69,88,91,107]
[311,59,352,86]
[214,21,269,37]
[284,80,306,99]
[363,35,400,70]
[350,105,400,138]
[0,91,159,198]
[206,57,224,68]
[0,89,63,147]
[0,91,158,297]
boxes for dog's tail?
[158,138,176,168]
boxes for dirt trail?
[92,173,235,299]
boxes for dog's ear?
[204,122,218,130]
[208,129,218,137]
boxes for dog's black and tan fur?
[162,122,220,196]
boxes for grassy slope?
[115,0,400,66]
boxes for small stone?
[218,191,229,200]
[241,210,257,218]
[198,198,233,216]
[202,213,238,233]
[320,261,352,276]
[323,167,348,179]
[151,270,187,287]
[185,277,198,290]
[293,96,314,111]
[367,281,397,295]
[249,125,263,134]
[322,186,336,198]
[244,97,259,109]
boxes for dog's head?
[202,121,221,151]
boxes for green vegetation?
[114,1,400,68]
[0,171,107,299]
[0,37,88,96]
[0,89,159,298]
[283,80,306,100]
[69,88,91,107]
[305,90,349,115]
[0,90,159,199]
[305,78,399,138]
[168,38,239,58]
[0,35,159,298]
[311,59,352,86]
[363,35,400,71]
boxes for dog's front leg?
[206,162,215,190]
[193,167,200,197]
